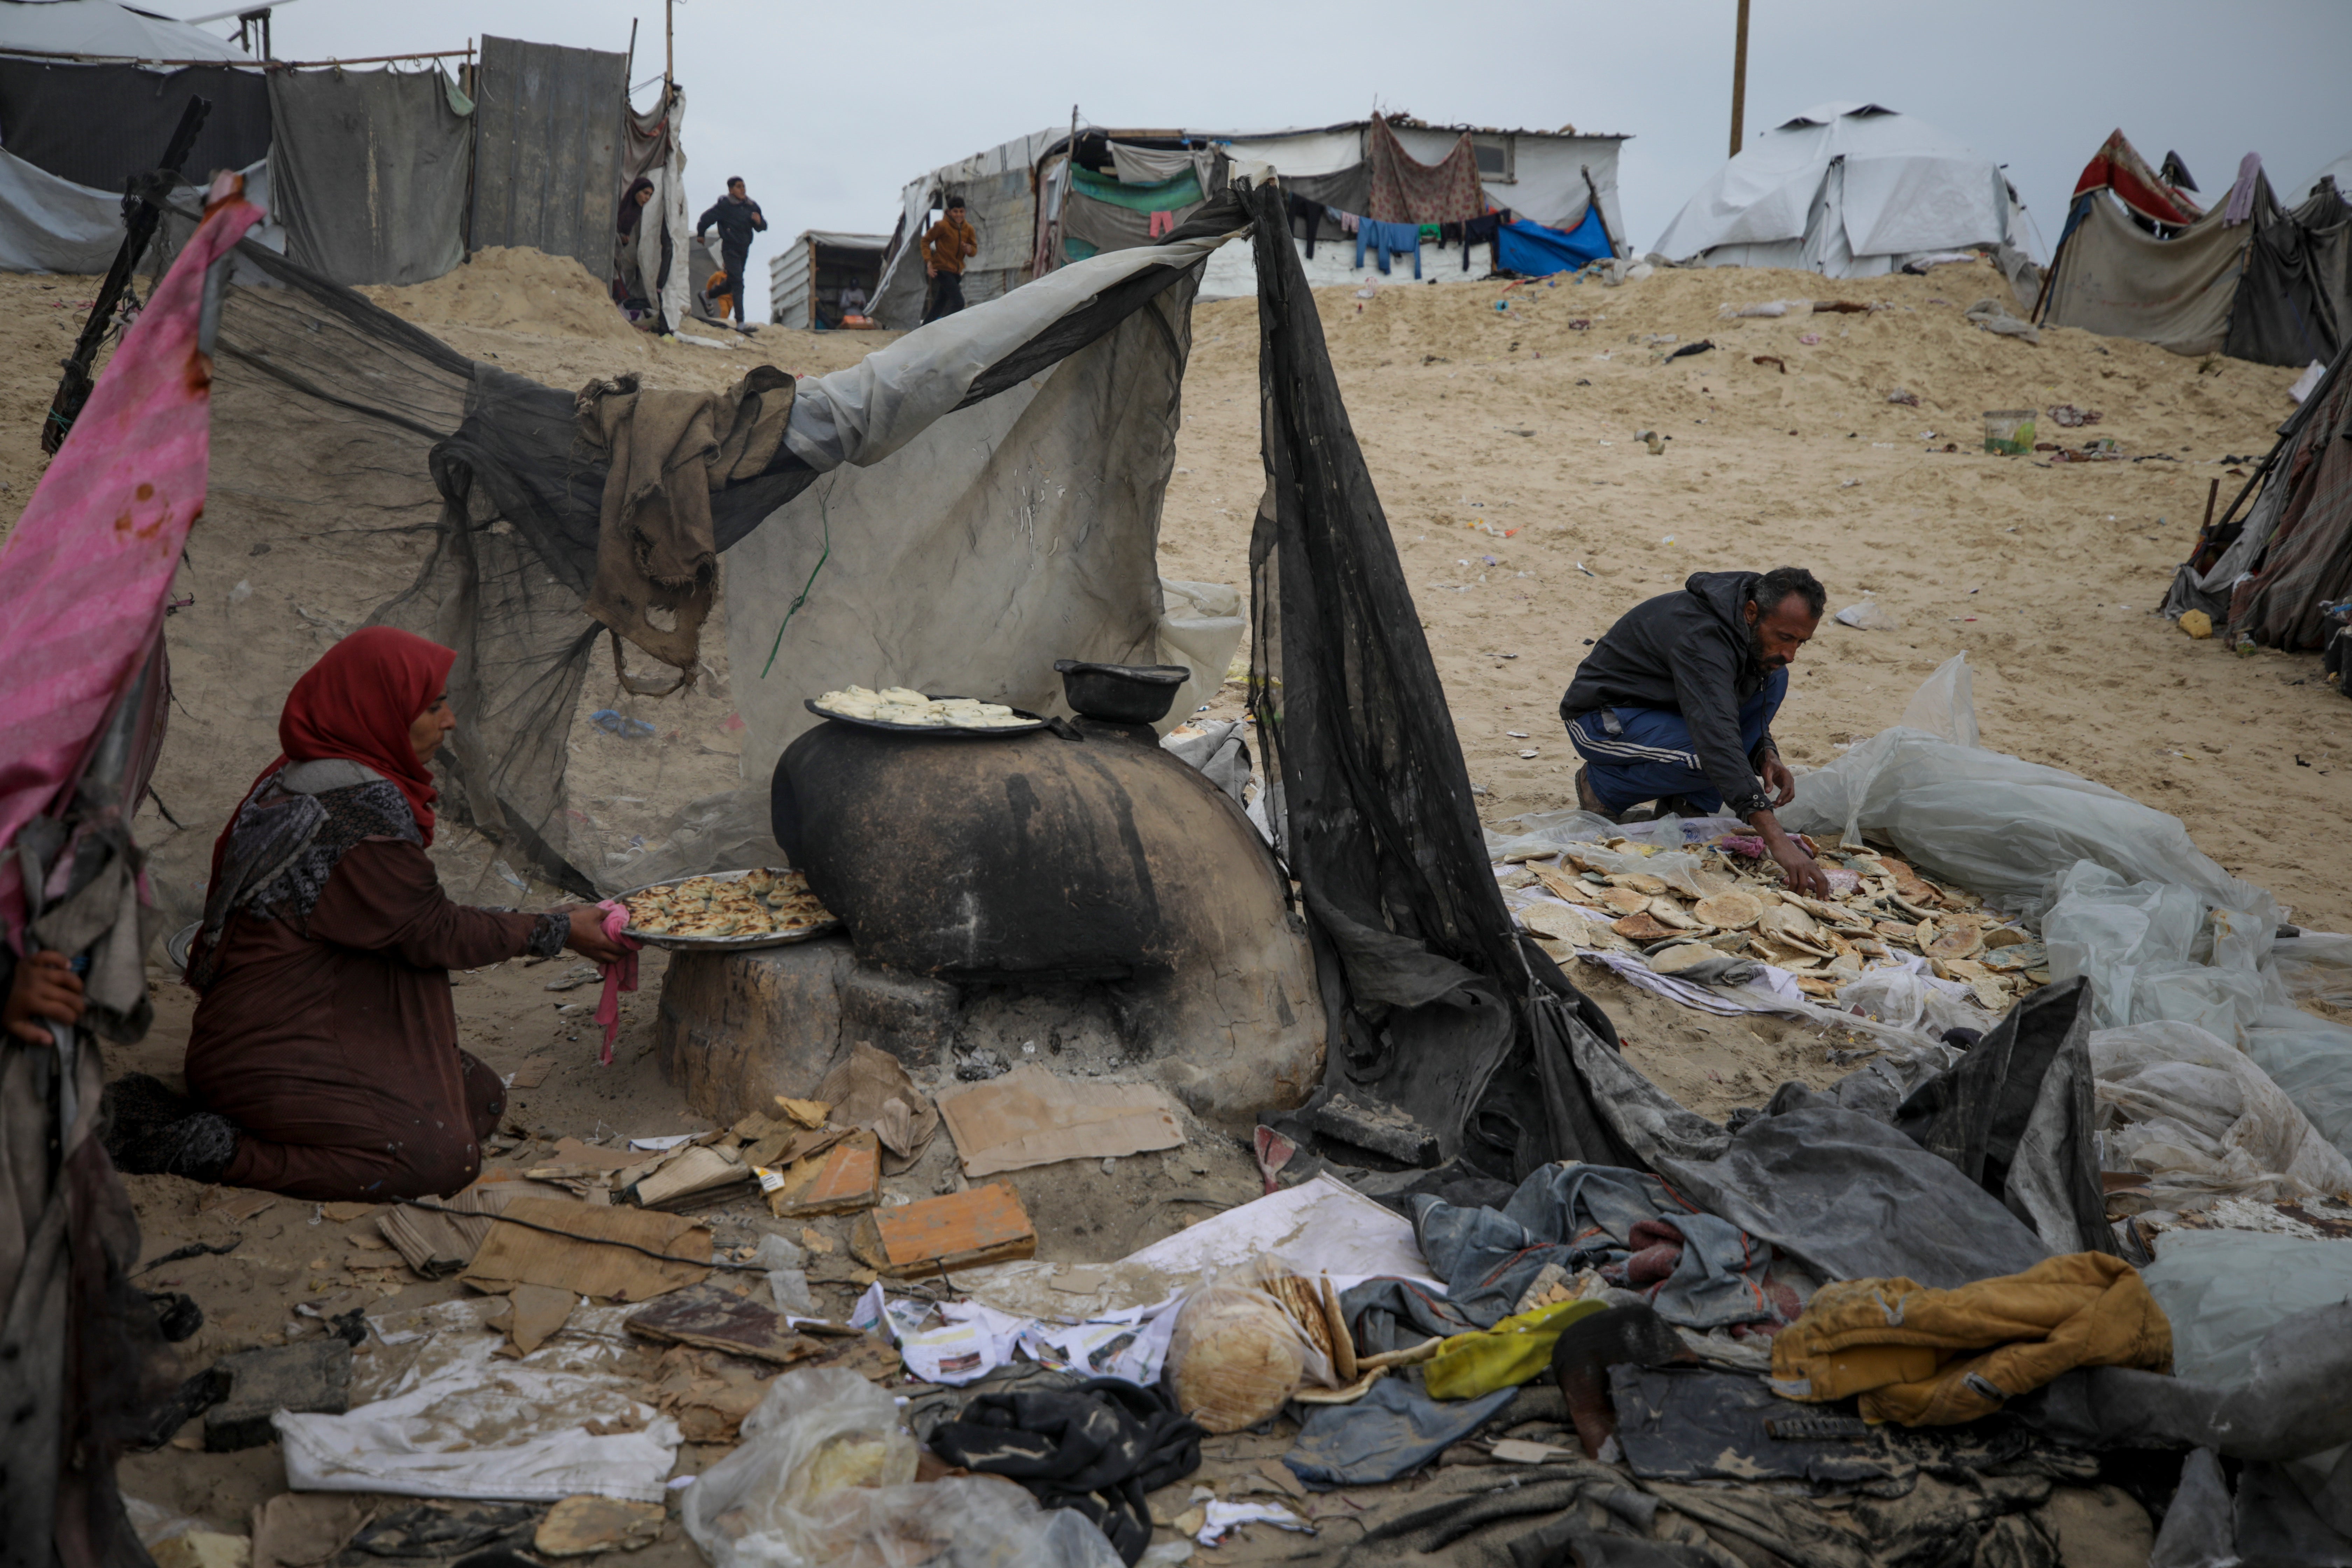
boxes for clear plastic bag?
[2091,1021,2352,1208]
[681,1366,919,1568]
[1834,964,1986,1039]
[812,1476,1124,1568]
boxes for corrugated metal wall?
[770,239,813,328]
[468,35,628,278]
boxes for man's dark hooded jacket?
[1559,570,1781,817]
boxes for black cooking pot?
[1052,659,1190,724]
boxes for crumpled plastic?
[2091,1021,2352,1209]
[2244,1004,2352,1165]
[680,1366,919,1568]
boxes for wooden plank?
[849,1182,1036,1277]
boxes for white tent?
[0,0,250,61]
[1652,102,2032,279]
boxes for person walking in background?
[922,194,978,323]
[694,176,767,324]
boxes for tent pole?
[1729,0,1750,157]
[624,18,636,91]
[1580,164,1619,259]
[664,0,673,99]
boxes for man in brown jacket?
[922,194,979,323]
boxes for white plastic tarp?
[0,0,249,62]
[1788,656,2352,1168]
[1653,102,2024,275]
[729,226,1247,778]
[0,151,281,277]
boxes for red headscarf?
[210,627,456,879]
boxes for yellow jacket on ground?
[1769,1252,2172,1426]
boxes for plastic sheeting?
[725,228,1244,783]
[1653,102,2026,276]
[2092,1020,2352,1207]
[0,146,144,273]
[267,67,470,287]
[2142,1230,2352,1383]
[2245,1003,2352,1165]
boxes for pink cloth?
[592,898,642,1065]
[1147,209,1175,240]
[0,182,263,943]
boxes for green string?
[761,479,834,678]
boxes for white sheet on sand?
[275,1300,680,1503]
[950,1174,1436,1321]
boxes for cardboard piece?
[461,1197,713,1303]
[534,1496,665,1558]
[849,1182,1036,1277]
[624,1281,822,1366]
[376,1185,540,1278]
[548,1138,642,1170]
[506,1058,554,1090]
[938,1065,1185,1176]
[487,1283,578,1356]
[633,1144,752,1211]
[767,1130,879,1219]
[250,1493,373,1568]
[775,1097,829,1128]
[812,1043,939,1172]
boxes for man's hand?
[1749,813,1829,898]
[564,907,630,966]
[1759,752,1797,808]
[5,951,84,1043]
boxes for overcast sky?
[181,0,2351,315]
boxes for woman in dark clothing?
[614,176,666,310]
[111,628,623,1200]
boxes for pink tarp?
[0,184,263,940]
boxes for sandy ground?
[5,243,2334,1554]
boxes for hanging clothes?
[1354,218,1422,278]
[1463,210,1507,272]
[1287,192,1324,258]
[1333,208,1359,235]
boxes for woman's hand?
[5,951,86,1043]
[564,908,631,966]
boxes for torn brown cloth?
[814,1041,941,1175]
[0,994,182,1568]
[1365,116,1486,227]
[574,366,797,681]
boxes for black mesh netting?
[1240,182,1628,1178]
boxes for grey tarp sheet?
[870,163,1038,329]
[467,36,628,280]
[267,67,470,287]
[1569,1025,2051,1288]
[0,147,143,274]
[726,224,1249,780]
[2042,190,2248,356]
[2222,183,2352,368]
[1414,1163,1773,1330]
[1060,190,1206,257]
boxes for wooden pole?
[1729,0,1750,157]
[664,0,674,99]
[624,18,636,91]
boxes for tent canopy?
[0,0,250,62]
[1652,101,2028,278]
[2298,151,2352,207]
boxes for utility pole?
[1729,0,1750,156]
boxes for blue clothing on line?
[1566,668,1787,815]
[1353,218,1422,278]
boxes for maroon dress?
[187,836,553,1200]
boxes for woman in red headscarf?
[107,628,625,1200]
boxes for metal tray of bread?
[616,867,842,951]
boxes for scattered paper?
[627,1134,694,1152]
[1197,1500,1312,1546]
[898,1302,1029,1385]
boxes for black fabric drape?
[0,61,270,191]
